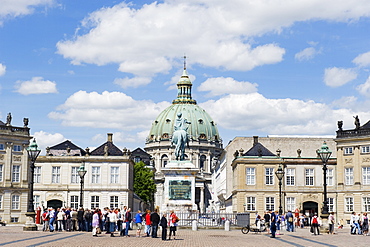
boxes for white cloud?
[357,76,370,97]
[48,90,170,130]
[56,1,370,80]
[198,77,258,97]
[295,47,320,61]
[15,77,58,95]
[323,67,357,87]
[32,131,66,155]
[199,92,370,135]
[0,63,6,76]
[0,0,54,25]
[114,76,152,89]
[353,51,370,68]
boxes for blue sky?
[1,0,370,153]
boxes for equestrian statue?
[171,112,191,160]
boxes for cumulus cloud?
[199,92,370,135]
[0,63,6,76]
[295,47,321,61]
[357,76,370,97]
[15,77,58,95]
[353,51,370,68]
[0,0,54,25]
[323,67,357,87]
[198,77,258,97]
[114,76,152,89]
[48,90,170,130]
[32,131,66,155]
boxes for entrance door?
[303,201,318,217]
[47,200,63,209]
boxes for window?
[110,196,119,209]
[91,167,100,184]
[246,167,255,185]
[0,164,3,182]
[305,169,314,186]
[33,195,40,210]
[71,166,80,184]
[12,165,20,182]
[71,195,79,209]
[0,144,4,150]
[363,197,370,212]
[328,198,334,212]
[327,169,334,186]
[344,147,353,155]
[246,197,256,211]
[286,197,295,212]
[345,197,354,212]
[12,195,20,210]
[265,168,274,185]
[52,167,61,183]
[110,167,119,184]
[13,145,21,152]
[34,166,41,183]
[91,196,100,209]
[0,195,2,209]
[362,146,370,153]
[265,197,275,211]
[345,168,354,185]
[286,168,295,186]
[161,155,168,167]
[363,167,370,185]
[10,217,19,223]
[134,157,141,163]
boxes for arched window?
[161,154,169,167]
[200,155,206,170]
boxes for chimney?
[253,136,258,146]
[107,133,113,143]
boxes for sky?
[1,0,370,154]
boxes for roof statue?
[172,112,190,160]
[6,112,11,126]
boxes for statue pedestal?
[161,161,198,212]
[23,212,38,231]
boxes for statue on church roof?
[172,112,191,160]
[354,115,360,130]
[6,112,11,126]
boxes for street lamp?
[78,162,87,208]
[275,164,285,215]
[316,141,332,217]
[24,138,41,231]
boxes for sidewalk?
[0,225,368,246]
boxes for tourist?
[116,208,122,232]
[328,212,335,234]
[65,207,72,231]
[351,212,362,235]
[264,211,271,234]
[151,209,160,238]
[49,208,55,232]
[71,208,78,231]
[77,208,85,231]
[168,210,178,240]
[135,210,143,237]
[362,212,369,236]
[124,208,132,237]
[144,209,152,237]
[109,209,117,237]
[84,209,92,232]
[42,209,49,231]
[311,213,319,235]
[285,210,294,232]
[57,208,65,231]
[276,213,281,235]
[160,213,168,241]
[92,209,100,237]
[270,211,277,238]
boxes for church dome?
[146,68,221,144]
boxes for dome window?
[155,120,158,125]
[198,119,203,124]
[166,119,171,123]
[199,134,207,140]
[161,133,169,139]
[210,121,214,126]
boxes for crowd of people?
[40,206,179,240]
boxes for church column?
[200,186,205,214]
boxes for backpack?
[312,217,318,224]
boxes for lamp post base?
[23,211,38,231]
[319,213,329,234]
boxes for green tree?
[133,161,156,204]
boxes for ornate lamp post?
[78,162,87,208]
[24,138,41,231]
[316,141,332,232]
[275,164,285,215]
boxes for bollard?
[224,220,230,231]
[192,220,198,231]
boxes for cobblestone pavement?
[0,225,369,247]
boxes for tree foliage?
[133,161,156,203]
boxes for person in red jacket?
[145,209,151,237]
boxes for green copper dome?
[146,68,221,143]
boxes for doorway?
[303,201,318,217]
[47,199,63,209]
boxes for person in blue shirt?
[135,210,143,237]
